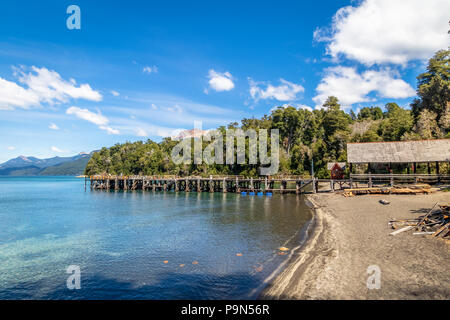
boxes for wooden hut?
[347,139,450,174]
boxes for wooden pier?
[87,175,322,194]
[87,173,450,194]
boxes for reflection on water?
[0,176,312,299]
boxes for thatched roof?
[347,139,450,163]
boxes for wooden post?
[413,163,417,174]
[84,176,87,191]
[115,178,119,190]
[223,178,227,193]
[185,178,190,192]
[330,179,334,192]
[175,179,179,192]
[236,177,240,193]
[250,177,254,191]
[436,162,440,183]
[312,178,317,194]
[296,181,300,194]
[368,173,372,188]
[390,173,394,187]
[349,177,353,189]
[209,177,214,193]
[280,180,284,194]
[427,162,431,174]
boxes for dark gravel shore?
[262,192,450,299]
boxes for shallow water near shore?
[0,176,312,299]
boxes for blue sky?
[0,0,448,162]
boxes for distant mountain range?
[0,152,93,176]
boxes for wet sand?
[262,192,450,299]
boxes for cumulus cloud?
[0,66,102,110]
[249,78,304,102]
[313,66,415,108]
[99,126,120,135]
[297,104,313,112]
[143,66,158,74]
[49,123,59,130]
[66,106,119,135]
[51,146,65,153]
[314,0,450,65]
[110,90,120,97]
[135,128,148,137]
[66,106,108,125]
[270,103,313,113]
[207,70,235,92]
[166,104,182,113]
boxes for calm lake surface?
[0,176,312,299]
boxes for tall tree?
[379,103,413,141]
[271,106,302,156]
[411,49,450,123]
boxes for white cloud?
[0,77,40,110]
[99,126,120,135]
[313,66,415,108]
[51,146,65,153]
[66,106,108,125]
[110,90,120,97]
[143,66,158,74]
[6,146,15,150]
[249,78,304,102]
[151,103,158,110]
[297,104,313,112]
[166,104,182,113]
[135,128,148,137]
[270,103,313,113]
[66,106,119,135]
[207,70,235,92]
[49,122,59,130]
[0,66,102,110]
[314,0,450,65]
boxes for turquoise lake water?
[0,176,312,299]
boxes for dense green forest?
[85,49,450,178]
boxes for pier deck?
[87,174,450,194]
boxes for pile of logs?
[342,184,434,197]
[389,203,450,239]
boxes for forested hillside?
[85,50,450,178]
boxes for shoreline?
[261,192,450,300]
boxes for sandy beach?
[262,192,450,300]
